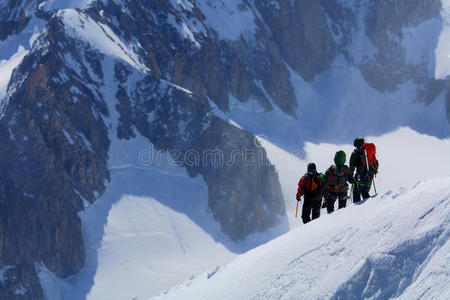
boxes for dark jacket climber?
[349,137,379,202]
[296,163,324,224]
[322,150,352,213]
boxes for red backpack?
[363,143,376,167]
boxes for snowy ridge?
[0,0,95,118]
[155,177,450,300]
[59,9,149,72]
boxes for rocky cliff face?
[83,0,298,115]
[360,0,442,92]
[0,0,37,41]
[0,16,110,298]
[255,0,338,81]
[0,0,449,298]
[0,1,285,298]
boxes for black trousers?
[353,176,371,203]
[301,196,322,224]
[326,191,348,213]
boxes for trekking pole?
[295,199,299,218]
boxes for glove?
[296,195,301,201]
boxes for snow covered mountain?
[0,0,450,299]
[155,177,450,300]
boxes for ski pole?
[295,199,299,218]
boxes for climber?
[321,150,352,213]
[296,163,324,224]
[349,137,379,203]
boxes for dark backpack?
[328,166,348,193]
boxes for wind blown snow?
[154,177,450,300]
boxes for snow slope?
[77,134,235,300]
[37,126,449,299]
[155,177,450,300]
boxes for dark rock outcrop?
[0,265,43,299]
[254,0,338,82]
[0,0,39,41]
[189,117,284,240]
